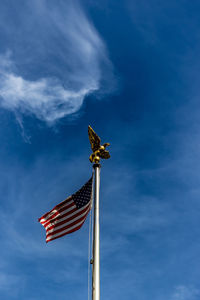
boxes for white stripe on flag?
[46,207,90,235]
[46,219,85,242]
[44,201,91,230]
[40,200,74,223]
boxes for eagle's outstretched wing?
[88,126,101,152]
[100,150,110,159]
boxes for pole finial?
[88,125,110,164]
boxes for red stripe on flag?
[43,201,90,229]
[46,224,83,243]
[44,204,90,231]
[39,201,75,224]
[45,209,90,239]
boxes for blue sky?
[0,0,200,299]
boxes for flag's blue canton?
[72,177,93,209]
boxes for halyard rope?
[88,171,94,300]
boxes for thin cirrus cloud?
[171,285,200,300]
[0,0,113,124]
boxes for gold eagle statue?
[88,125,110,163]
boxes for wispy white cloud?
[0,271,22,291]
[171,285,200,300]
[0,54,95,123]
[0,268,25,298]
[0,0,114,124]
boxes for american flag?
[38,176,93,243]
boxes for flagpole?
[88,125,110,300]
[92,163,101,300]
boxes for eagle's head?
[103,143,110,149]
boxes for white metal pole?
[92,163,101,300]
